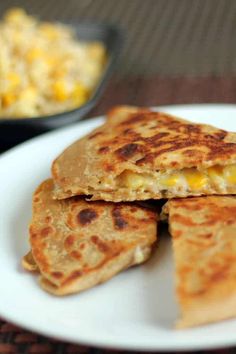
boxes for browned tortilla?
[52,106,236,202]
[24,179,158,295]
[163,196,236,328]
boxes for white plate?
[1,104,236,352]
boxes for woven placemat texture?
[1,76,236,353]
[0,320,89,353]
[1,0,236,77]
[89,76,236,116]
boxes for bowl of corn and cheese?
[0,8,122,146]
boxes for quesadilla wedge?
[23,179,157,296]
[163,196,236,328]
[52,106,236,202]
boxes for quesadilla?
[23,179,157,296]
[163,196,236,328]
[52,106,236,202]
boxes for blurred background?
[1,0,235,120]
[1,0,235,123]
[1,0,236,120]
[1,0,236,77]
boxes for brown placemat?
[89,75,236,116]
[1,76,236,354]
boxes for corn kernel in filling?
[182,168,208,191]
[224,165,236,184]
[160,173,182,187]
[119,170,147,189]
[117,164,236,193]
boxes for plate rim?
[1,103,236,352]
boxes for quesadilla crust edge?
[52,106,236,201]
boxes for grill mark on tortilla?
[107,113,235,165]
[98,146,110,154]
[135,137,236,165]
[45,216,52,223]
[95,114,233,167]
[171,214,197,227]
[64,235,75,247]
[120,113,147,125]
[91,235,110,253]
[77,208,98,226]
[115,143,142,160]
[79,243,85,250]
[70,250,82,259]
[51,271,63,279]
[112,207,128,230]
[40,226,54,237]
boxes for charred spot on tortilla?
[77,208,98,226]
[112,207,128,230]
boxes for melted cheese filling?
[118,164,236,193]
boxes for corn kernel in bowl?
[0,8,106,119]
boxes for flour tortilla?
[163,196,236,328]
[52,106,236,201]
[24,179,158,295]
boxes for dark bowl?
[0,22,123,149]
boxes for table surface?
[1,76,236,353]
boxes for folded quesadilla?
[23,179,157,295]
[52,106,236,202]
[163,196,236,328]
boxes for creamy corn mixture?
[118,165,236,194]
[0,8,106,118]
